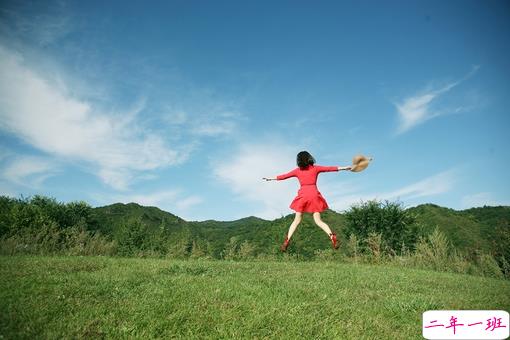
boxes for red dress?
[276,165,339,213]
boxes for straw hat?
[351,155,372,172]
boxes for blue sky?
[0,0,509,221]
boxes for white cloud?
[213,140,458,218]
[191,121,236,137]
[1,155,58,188]
[328,169,457,211]
[395,66,479,134]
[162,109,188,125]
[176,196,203,211]
[159,93,245,139]
[0,1,73,47]
[94,190,203,219]
[0,45,186,190]
[0,147,13,162]
[213,142,301,219]
[387,169,456,199]
[0,182,17,197]
[111,190,179,208]
[461,192,510,208]
[189,106,245,138]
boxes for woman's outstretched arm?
[263,168,297,181]
[315,165,352,173]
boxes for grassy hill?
[89,203,349,258]
[1,255,509,339]
[408,204,510,260]
[1,194,508,261]
[89,201,509,257]
[2,200,508,337]
[91,202,186,236]
[408,204,492,252]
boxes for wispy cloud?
[460,192,510,208]
[387,169,457,199]
[211,141,458,219]
[213,141,300,219]
[0,146,13,162]
[159,94,246,140]
[0,45,188,190]
[1,155,58,188]
[109,190,180,208]
[0,182,17,197]
[176,196,203,211]
[0,1,73,47]
[162,110,188,125]
[395,66,479,134]
[93,190,203,219]
[327,169,457,211]
[191,121,237,137]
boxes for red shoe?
[280,235,290,252]
[330,233,339,250]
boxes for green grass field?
[1,256,509,339]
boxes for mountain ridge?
[89,201,509,257]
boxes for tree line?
[0,195,508,279]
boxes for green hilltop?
[89,200,509,258]
[408,204,510,256]
[1,194,509,263]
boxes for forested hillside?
[1,195,509,270]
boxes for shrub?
[165,232,192,259]
[345,233,360,260]
[448,248,471,275]
[223,236,240,260]
[238,240,256,259]
[344,200,419,255]
[498,255,510,279]
[60,222,116,256]
[115,218,151,256]
[411,228,450,271]
[0,221,115,256]
[477,254,504,279]
[190,240,207,259]
[365,232,383,263]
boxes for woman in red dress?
[263,151,351,251]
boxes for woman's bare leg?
[313,212,334,236]
[287,212,302,239]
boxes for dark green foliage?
[463,206,510,271]
[89,202,184,236]
[115,218,150,256]
[1,194,509,278]
[165,228,193,258]
[0,220,116,256]
[0,195,96,237]
[0,196,113,255]
[408,204,493,256]
[2,196,54,236]
[343,200,421,254]
[0,196,17,236]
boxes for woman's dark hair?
[296,151,315,169]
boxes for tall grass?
[311,228,507,280]
[1,223,507,280]
[389,228,504,279]
[0,223,116,256]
